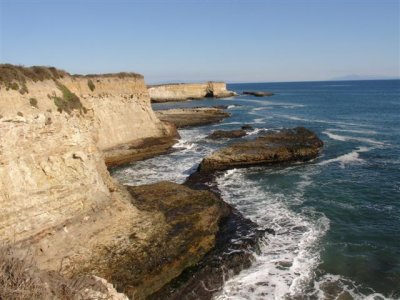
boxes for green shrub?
[29,98,38,108]
[19,83,28,95]
[87,79,95,91]
[9,82,19,90]
[17,112,23,117]
[51,82,87,114]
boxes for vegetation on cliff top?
[0,64,143,89]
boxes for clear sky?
[0,0,399,83]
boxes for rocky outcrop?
[156,107,230,128]
[148,82,237,103]
[207,129,247,140]
[243,91,274,97]
[199,127,323,172]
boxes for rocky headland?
[0,64,323,300]
[0,64,239,299]
[148,82,237,103]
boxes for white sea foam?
[313,274,396,300]
[214,168,330,300]
[247,128,267,136]
[279,114,373,128]
[323,131,384,146]
[318,146,370,168]
[235,98,305,108]
[328,128,378,135]
[111,128,214,185]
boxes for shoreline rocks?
[156,108,230,128]
[243,91,274,97]
[199,127,323,172]
[206,129,247,140]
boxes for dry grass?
[0,64,143,91]
[0,64,68,86]
[0,246,111,300]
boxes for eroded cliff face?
[148,81,236,103]
[0,66,220,299]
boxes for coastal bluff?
[0,65,225,299]
[148,82,237,103]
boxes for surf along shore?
[0,64,323,299]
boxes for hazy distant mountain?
[330,74,400,81]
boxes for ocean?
[111,80,400,299]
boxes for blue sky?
[0,0,399,83]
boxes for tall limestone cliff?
[0,65,222,299]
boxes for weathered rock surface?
[199,127,323,172]
[243,91,274,97]
[207,129,247,140]
[148,82,237,103]
[156,107,230,128]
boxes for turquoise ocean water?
[112,80,400,299]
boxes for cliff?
[0,65,222,299]
[148,82,237,103]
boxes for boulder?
[199,127,323,172]
[207,129,247,140]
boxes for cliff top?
[0,64,143,87]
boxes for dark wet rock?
[243,91,274,97]
[156,108,230,128]
[149,207,264,300]
[241,124,254,130]
[118,181,229,299]
[207,129,247,140]
[147,175,265,300]
[199,127,323,172]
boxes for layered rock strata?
[199,127,323,172]
[148,82,237,103]
[156,107,230,128]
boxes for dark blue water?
[113,80,400,299]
